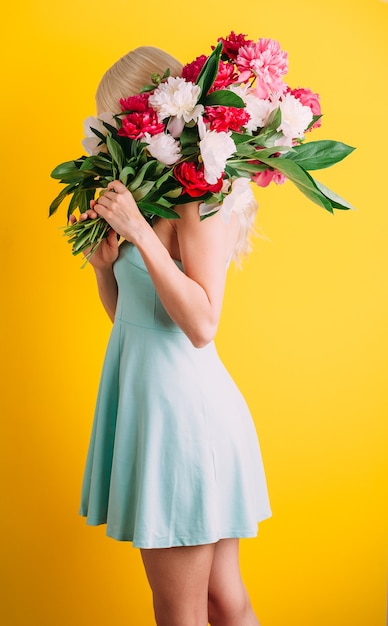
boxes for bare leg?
[208,539,260,626]
[141,543,215,626]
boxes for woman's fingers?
[107,180,127,194]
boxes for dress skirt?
[79,242,271,548]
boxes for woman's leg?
[140,543,215,626]
[207,539,260,626]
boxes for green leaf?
[164,187,183,198]
[231,132,255,145]
[67,190,80,215]
[263,107,281,132]
[129,160,158,191]
[283,140,355,170]
[180,125,199,150]
[48,184,75,216]
[140,84,157,93]
[313,179,355,210]
[51,159,84,181]
[196,42,222,100]
[203,90,245,108]
[106,135,125,168]
[119,165,136,185]
[132,180,155,201]
[258,156,334,213]
[137,201,180,219]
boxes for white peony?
[198,116,236,185]
[148,77,201,125]
[219,177,257,223]
[230,84,274,132]
[199,178,257,224]
[143,132,181,165]
[82,112,115,155]
[276,93,313,146]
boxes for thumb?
[107,227,119,247]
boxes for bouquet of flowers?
[50,32,354,261]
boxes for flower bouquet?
[50,32,354,261]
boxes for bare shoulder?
[173,202,239,268]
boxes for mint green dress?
[79,241,271,547]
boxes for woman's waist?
[115,297,184,334]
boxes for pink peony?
[289,87,321,130]
[203,105,250,132]
[237,39,288,99]
[217,31,254,60]
[252,167,286,187]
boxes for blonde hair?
[233,202,259,266]
[95,46,257,261]
[96,46,183,114]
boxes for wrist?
[94,264,115,279]
[124,218,153,248]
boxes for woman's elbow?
[188,321,218,349]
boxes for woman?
[75,46,271,626]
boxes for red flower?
[217,31,254,61]
[212,62,237,90]
[119,93,150,113]
[204,105,250,133]
[181,55,207,83]
[174,162,223,197]
[181,56,236,92]
[118,111,164,140]
[117,92,164,140]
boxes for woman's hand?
[93,180,151,245]
[69,205,119,269]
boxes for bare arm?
[70,209,119,322]
[94,181,233,347]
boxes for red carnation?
[118,110,164,140]
[181,55,207,83]
[120,93,150,113]
[174,162,223,197]
[217,31,254,60]
[204,105,250,133]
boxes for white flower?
[198,116,236,185]
[220,178,257,223]
[143,132,181,165]
[148,77,201,125]
[82,112,115,155]
[276,93,313,145]
[230,84,274,132]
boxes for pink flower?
[203,105,250,132]
[237,39,288,99]
[289,87,321,130]
[252,167,286,187]
[217,31,254,60]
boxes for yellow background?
[1,1,387,624]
